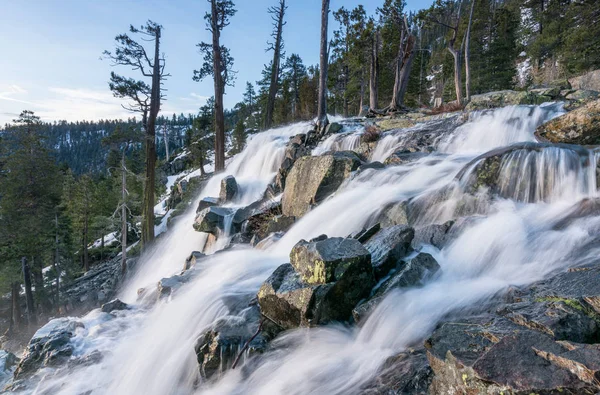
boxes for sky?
[0,0,431,125]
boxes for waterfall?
[14,106,600,395]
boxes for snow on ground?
[91,232,118,249]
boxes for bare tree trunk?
[163,124,170,162]
[121,152,128,275]
[54,212,60,311]
[83,201,89,272]
[369,29,380,111]
[10,282,22,334]
[449,47,464,105]
[464,0,475,103]
[389,18,416,111]
[316,0,330,133]
[199,154,207,176]
[358,72,366,116]
[211,0,226,172]
[22,257,36,326]
[265,0,286,130]
[142,26,162,248]
[397,35,416,105]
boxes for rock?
[14,318,84,379]
[258,243,375,329]
[195,304,270,379]
[569,69,600,91]
[184,251,205,271]
[375,117,416,131]
[157,274,188,298]
[193,206,236,235]
[376,202,409,228]
[353,253,440,322]
[364,225,414,279]
[411,221,455,250]
[325,122,343,135]
[358,161,385,173]
[361,349,432,394]
[282,151,362,217]
[196,197,219,213]
[529,87,561,99]
[352,223,381,243]
[100,299,128,313]
[383,150,428,166]
[219,175,238,203]
[427,315,600,394]
[535,99,600,145]
[465,90,551,111]
[376,253,440,296]
[565,89,599,102]
[290,237,371,285]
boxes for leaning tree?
[104,20,168,248]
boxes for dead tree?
[317,0,330,133]
[265,0,287,130]
[388,16,417,112]
[369,27,380,112]
[464,0,475,103]
[104,21,169,248]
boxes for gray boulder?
[193,206,236,235]
[290,237,371,284]
[100,298,128,313]
[196,197,219,213]
[535,99,600,145]
[364,225,415,280]
[14,318,84,379]
[219,175,238,203]
[282,151,361,217]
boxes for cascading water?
[13,105,600,395]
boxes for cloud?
[0,84,33,105]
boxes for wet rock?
[411,221,455,250]
[465,90,551,111]
[383,150,427,166]
[375,117,416,131]
[427,315,600,394]
[352,223,381,243]
[258,241,375,329]
[193,206,236,235]
[196,197,219,213]
[536,99,600,145]
[100,299,128,313]
[219,175,238,203]
[325,122,343,135]
[184,251,205,271]
[14,318,84,379]
[282,151,362,217]
[361,349,432,395]
[358,161,385,173]
[290,237,371,285]
[564,89,600,110]
[364,225,414,280]
[376,202,409,228]
[272,135,311,193]
[157,274,188,298]
[195,304,269,380]
[353,253,440,322]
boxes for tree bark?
[83,201,89,272]
[265,0,286,130]
[358,72,366,116]
[316,0,330,133]
[21,257,36,326]
[449,46,463,105]
[142,25,162,248]
[464,0,475,103]
[121,152,128,275]
[211,0,226,172]
[397,35,416,106]
[163,124,170,162]
[54,212,60,311]
[389,18,416,111]
[369,29,380,111]
[10,282,22,334]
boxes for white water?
[17,106,600,395]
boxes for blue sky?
[0,0,430,125]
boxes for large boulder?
[193,206,236,235]
[564,89,600,110]
[196,197,219,213]
[282,151,362,217]
[569,69,600,91]
[465,90,551,111]
[411,221,455,250]
[258,237,375,329]
[14,318,84,379]
[360,349,432,394]
[219,175,238,203]
[364,225,415,279]
[290,237,371,284]
[375,117,416,131]
[195,304,270,380]
[426,264,600,394]
[535,99,600,145]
